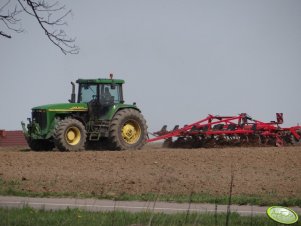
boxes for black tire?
[109,109,147,150]
[28,139,54,151]
[53,118,87,151]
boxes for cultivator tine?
[161,125,168,132]
[173,125,179,131]
[190,126,199,133]
[275,134,284,147]
[153,125,168,136]
[291,129,301,145]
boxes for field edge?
[1,179,300,207]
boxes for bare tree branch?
[0,0,79,54]
[24,0,79,54]
[0,30,11,38]
[0,1,23,37]
[17,0,37,17]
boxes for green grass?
[0,206,291,226]
[1,178,300,207]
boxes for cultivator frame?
[147,113,301,148]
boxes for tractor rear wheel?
[109,109,147,150]
[54,118,87,151]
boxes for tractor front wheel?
[54,118,87,151]
[109,109,147,150]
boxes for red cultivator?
[147,113,301,148]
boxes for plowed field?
[0,145,300,199]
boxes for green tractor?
[21,75,148,151]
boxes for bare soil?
[0,145,300,198]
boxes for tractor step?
[89,132,101,141]
[88,122,110,141]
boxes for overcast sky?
[0,0,300,132]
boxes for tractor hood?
[32,103,88,112]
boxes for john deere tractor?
[21,75,148,151]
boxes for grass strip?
[1,178,300,207]
[0,206,284,226]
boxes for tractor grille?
[32,110,47,130]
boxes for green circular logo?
[267,206,299,225]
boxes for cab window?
[78,84,97,103]
[100,84,122,103]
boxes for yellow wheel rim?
[65,127,81,145]
[122,120,141,144]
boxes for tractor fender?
[110,105,141,120]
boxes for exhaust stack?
[69,82,76,103]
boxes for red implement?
[147,113,301,148]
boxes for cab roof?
[76,78,125,84]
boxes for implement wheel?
[54,118,87,151]
[109,109,147,150]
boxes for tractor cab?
[70,75,125,104]
[77,80,124,105]
[71,76,125,118]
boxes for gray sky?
[0,0,300,132]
